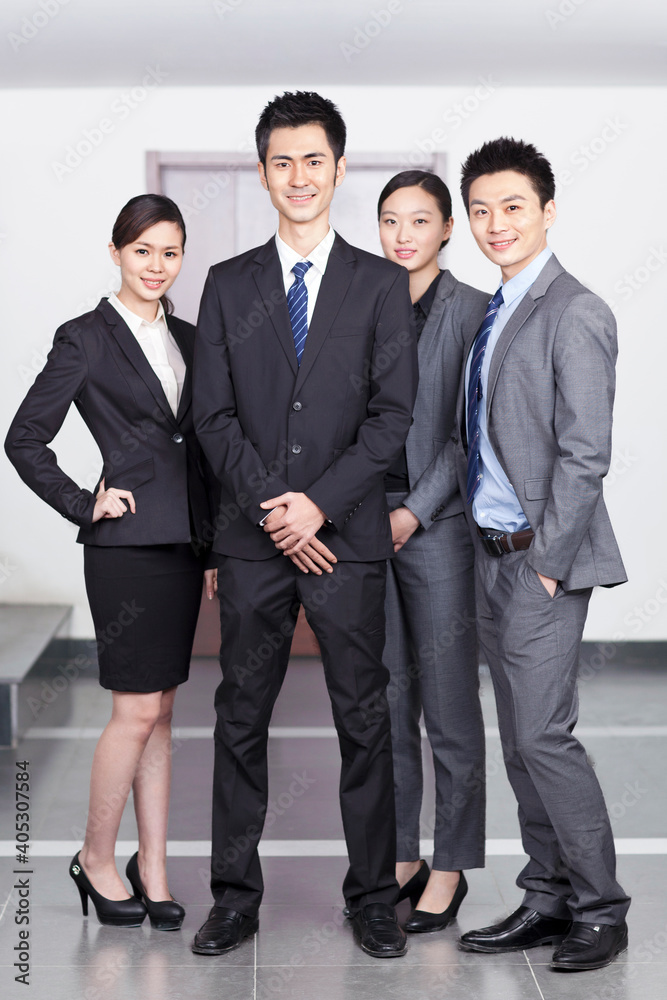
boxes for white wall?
[1,84,663,640]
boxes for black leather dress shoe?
[459,905,571,953]
[350,903,407,958]
[551,920,628,971]
[191,906,259,955]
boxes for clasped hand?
[260,492,336,575]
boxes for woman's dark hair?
[111,194,186,314]
[377,170,453,249]
[255,91,346,167]
[460,137,555,214]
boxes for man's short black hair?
[255,91,346,167]
[460,137,555,214]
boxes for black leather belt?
[476,525,535,557]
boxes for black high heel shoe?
[404,870,468,933]
[125,852,185,931]
[396,859,431,906]
[69,852,147,927]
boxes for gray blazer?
[406,254,627,591]
[403,270,488,520]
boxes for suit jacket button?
[291,444,302,454]
[172,432,184,444]
[292,401,302,411]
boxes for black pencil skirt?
[83,543,206,693]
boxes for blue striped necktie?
[287,261,313,365]
[466,287,504,505]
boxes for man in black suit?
[192,92,418,958]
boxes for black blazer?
[194,232,418,561]
[5,297,214,548]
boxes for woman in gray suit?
[378,171,487,932]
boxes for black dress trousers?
[210,553,399,916]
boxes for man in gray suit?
[395,137,630,971]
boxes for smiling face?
[258,123,345,233]
[379,185,453,277]
[109,220,184,320]
[467,170,556,281]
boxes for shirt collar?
[499,247,553,308]
[275,225,336,277]
[107,292,166,337]
[415,270,443,317]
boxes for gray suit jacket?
[402,270,488,520]
[406,254,627,591]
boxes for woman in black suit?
[5,195,216,930]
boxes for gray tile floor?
[1,653,666,999]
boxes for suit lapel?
[485,295,537,413]
[168,317,193,423]
[485,254,565,413]
[97,298,179,428]
[417,270,454,364]
[251,238,298,375]
[295,234,356,391]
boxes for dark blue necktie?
[287,261,313,365]
[466,287,504,505]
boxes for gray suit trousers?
[384,493,486,870]
[475,543,631,923]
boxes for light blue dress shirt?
[465,247,553,532]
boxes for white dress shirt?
[107,293,186,416]
[275,225,336,324]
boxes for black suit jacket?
[5,297,214,547]
[193,233,418,561]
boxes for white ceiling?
[1,0,665,88]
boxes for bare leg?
[396,860,422,888]
[415,869,461,912]
[78,690,165,900]
[132,687,178,901]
